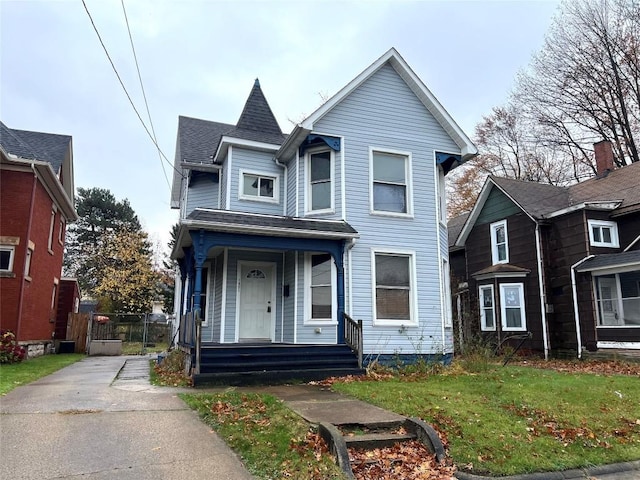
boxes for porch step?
[192,344,363,385]
[343,431,417,449]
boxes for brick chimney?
[594,140,615,176]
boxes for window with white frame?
[47,207,56,252]
[588,220,619,248]
[373,251,415,324]
[306,253,335,322]
[371,149,411,215]
[441,258,452,327]
[499,283,526,331]
[240,170,278,203]
[479,285,496,331]
[490,220,509,264]
[307,150,333,212]
[0,246,15,273]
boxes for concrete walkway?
[0,355,254,480]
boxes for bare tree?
[516,0,640,171]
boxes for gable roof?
[0,121,71,174]
[455,160,640,247]
[277,48,477,162]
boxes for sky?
[1,0,560,254]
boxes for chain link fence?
[89,313,172,355]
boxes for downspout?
[535,224,550,360]
[273,156,287,216]
[623,233,640,252]
[571,255,595,359]
[16,163,38,339]
[347,238,357,316]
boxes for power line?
[120,0,170,190]
[81,0,183,186]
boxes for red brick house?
[0,121,77,356]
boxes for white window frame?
[47,206,56,253]
[441,258,452,328]
[587,220,619,248]
[238,169,279,204]
[499,283,527,332]
[305,148,335,215]
[0,245,15,273]
[371,248,418,326]
[304,252,337,325]
[479,285,496,331]
[490,219,509,264]
[369,147,413,217]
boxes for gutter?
[273,156,288,216]
[535,224,550,360]
[571,255,595,359]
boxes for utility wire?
[120,0,171,190]
[81,0,184,184]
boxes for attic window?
[588,220,619,248]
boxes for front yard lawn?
[0,353,84,395]
[332,361,640,476]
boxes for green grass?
[0,354,84,395]
[121,341,169,355]
[181,391,345,480]
[333,364,640,476]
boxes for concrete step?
[344,431,417,449]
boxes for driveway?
[0,355,254,480]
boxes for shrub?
[0,330,26,364]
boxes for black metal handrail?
[343,313,363,368]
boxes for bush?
[0,330,26,364]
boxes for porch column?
[332,241,346,344]
[192,230,208,318]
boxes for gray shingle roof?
[490,176,570,219]
[186,208,358,238]
[575,250,640,272]
[177,116,233,164]
[0,121,71,173]
[447,212,469,248]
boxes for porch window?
[491,220,509,264]
[371,149,412,215]
[595,273,640,327]
[305,253,335,323]
[499,283,526,331]
[588,220,619,248]
[479,285,496,331]
[373,250,416,325]
[240,170,278,203]
[306,150,333,213]
[0,246,15,273]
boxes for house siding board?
[618,213,640,250]
[212,254,223,342]
[185,179,219,216]
[229,147,283,215]
[307,63,457,355]
[476,188,522,226]
[220,158,227,210]
[286,158,297,216]
[282,251,295,342]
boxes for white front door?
[597,277,622,326]
[238,264,274,341]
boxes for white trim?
[293,252,299,343]
[47,205,56,252]
[281,252,285,342]
[235,260,277,342]
[479,285,496,331]
[473,272,529,281]
[535,224,550,360]
[238,168,280,204]
[587,219,620,248]
[490,219,509,264]
[219,249,228,343]
[304,147,335,215]
[213,136,281,164]
[441,257,452,329]
[546,201,621,219]
[597,341,640,350]
[303,252,337,325]
[340,136,346,221]
[0,245,15,272]
[225,146,233,209]
[369,147,413,217]
[499,283,527,332]
[295,150,299,217]
[370,247,418,327]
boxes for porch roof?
[576,250,640,273]
[471,263,531,279]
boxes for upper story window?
[370,149,412,216]
[372,250,416,325]
[0,246,15,274]
[490,219,509,264]
[306,150,333,213]
[47,206,56,252]
[240,170,278,203]
[588,220,619,248]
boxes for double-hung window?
[371,149,411,215]
[373,250,416,325]
[479,285,496,331]
[240,170,278,203]
[0,246,15,273]
[306,253,334,323]
[499,283,526,331]
[587,220,619,248]
[307,150,333,213]
[490,220,508,264]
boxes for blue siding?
[228,147,284,215]
[185,178,219,217]
[282,251,296,342]
[309,63,459,356]
[219,162,228,210]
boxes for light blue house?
[170,48,477,383]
